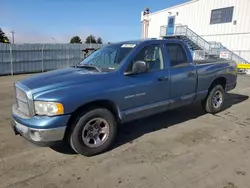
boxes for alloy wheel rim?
[212,90,223,109]
[82,117,110,148]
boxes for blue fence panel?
[0,43,102,75]
[0,44,11,75]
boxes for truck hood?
[20,67,110,94]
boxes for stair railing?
[160,25,250,64]
[175,26,209,51]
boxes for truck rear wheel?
[202,85,225,114]
[69,108,117,156]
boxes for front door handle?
[158,76,169,81]
[187,71,195,77]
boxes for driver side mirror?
[131,61,148,74]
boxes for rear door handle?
[187,72,195,77]
[158,76,169,81]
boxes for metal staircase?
[160,25,250,65]
[178,35,203,51]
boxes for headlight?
[34,101,64,116]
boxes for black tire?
[69,108,117,156]
[202,85,225,114]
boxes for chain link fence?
[0,43,102,76]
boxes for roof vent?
[143,7,150,15]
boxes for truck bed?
[194,58,230,65]
[195,57,237,99]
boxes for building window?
[210,7,234,24]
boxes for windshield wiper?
[76,64,102,72]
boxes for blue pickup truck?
[12,39,237,156]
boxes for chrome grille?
[15,84,30,116]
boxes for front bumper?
[12,105,70,146]
[12,119,66,146]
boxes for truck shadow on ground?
[112,93,248,150]
[51,93,248,155]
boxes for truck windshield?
[79,43,136,72]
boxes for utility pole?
[10,30,15,44]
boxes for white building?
[141,0,250,62]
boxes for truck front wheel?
[69,108,117,156]
[202,85,225,114]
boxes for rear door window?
[164,43,188,68]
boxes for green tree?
[97,37,103,44]
[0,28,10,43]
[70,36,82,44]
[85,35,96,44]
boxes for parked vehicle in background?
[82,47,99,59]
[11,39,237,156]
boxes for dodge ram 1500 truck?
[12,39,237,156]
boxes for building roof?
[144,0,199,17]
